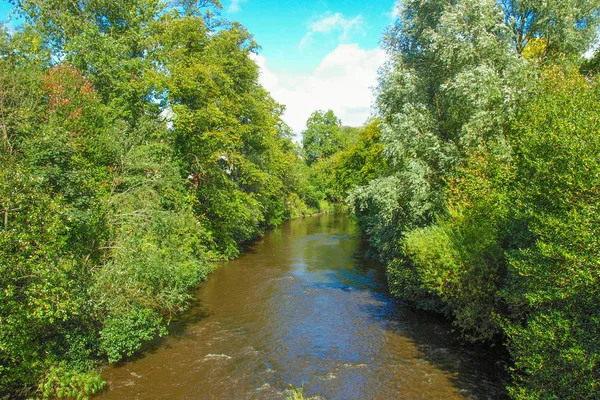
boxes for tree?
[350,0,524,264]
[2,1,312,397]
[301,109,345,165]
[498,0,600,58]
[330,119,387,200]
[348,0,600,398]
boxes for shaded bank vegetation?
[0,0,330,397]
[346,0,600,398]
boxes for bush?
[502,68,600,399]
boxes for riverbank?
[96,213,508,399]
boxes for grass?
[286,384,306,400]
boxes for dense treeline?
[346,0,600,398]
[0,1,327,397]
[300,110,387,206]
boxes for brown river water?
[98,212,508,400]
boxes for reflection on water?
[98,213,508,399]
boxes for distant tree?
[340,125,361,147]
[301,110,345,165]
[330,119,387,199]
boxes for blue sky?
[225,0,399,133]
[220,0,396,73]
[0,2,18,25]
[1,0,400,133]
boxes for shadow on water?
[347,237,510,399]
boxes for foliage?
[402,150,512,340]
[286,384,306,400]
[148,11,309,256]
[581,48,600,76]
[285,383,324,400]
[330,118,387,200]
[353,0,526,259]
[301,109,346,166]
[300,112,384,207]
[40,363,105,400]
[347,0,600,398]
[503,68,600,399]
[498,0,600,58]
[0,2,312,397]
[3,0,600,398]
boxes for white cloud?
[252,44,387,138]
[299,12,364,48]
[228,0,246,13]
[386,1,402,20]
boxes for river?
[98,212,508,399]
